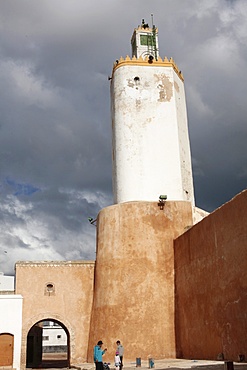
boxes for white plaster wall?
[111,64,194,204]
[43,326,67,346]
[0,294,23,370]
[173,70,195,205]
[0,273,15,291]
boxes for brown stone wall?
[174,190,247,361]
[88,201,193,362]
[15,261,95,369]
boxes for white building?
[0,271,15,291]
[0,294,23,369]
[42,321,67,353]
[0,273,22,369]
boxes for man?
[94,340,107,370]
[116,340,124,370]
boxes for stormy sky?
[0,0,246,275]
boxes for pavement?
[2,356,246,370]
[75,359,247,370]
[22,357,247,370]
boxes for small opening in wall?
[46,283,54,291]
[134,76,140,81]
[45,282,55,296]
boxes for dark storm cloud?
[0,0,246,274]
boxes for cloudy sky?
[0,0,246,275]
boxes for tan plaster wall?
[15,261,95,369]
[88,201,193,362]
[174,190,247,361]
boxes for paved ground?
[28,357,247,370]
[1,356,245,370]
[75,359,247,370]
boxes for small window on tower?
[134,76,140,88]
[140,34,153,46]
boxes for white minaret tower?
[88,20,208,362]
[111,19,195,205]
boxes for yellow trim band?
[112,55,184,81]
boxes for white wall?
[0,295,23,370]
[111,63,195,205]
[0,272,15,291]
[43,326,67,347]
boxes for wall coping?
[15,260,95,267]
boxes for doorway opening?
[26,319,70,368]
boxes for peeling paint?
[155,74,173,102]
[127,78,135,88]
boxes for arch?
[0,333,14,366]
[140,51,155,59]
[26,318,71,368]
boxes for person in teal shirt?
[94,340,107,370]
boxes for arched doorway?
[0,333,14,366]
[26,319,70,368]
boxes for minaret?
[111,19,195,205]
[87,21,197,362]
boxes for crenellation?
[135,25,158,33]
[112,55,184,81]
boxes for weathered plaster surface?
[174,190,247,361]
[154,73,173,102]
[15,261,95,368]
[111,64,194,205]
[88,201,193,362]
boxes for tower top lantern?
[131,18,159,60]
